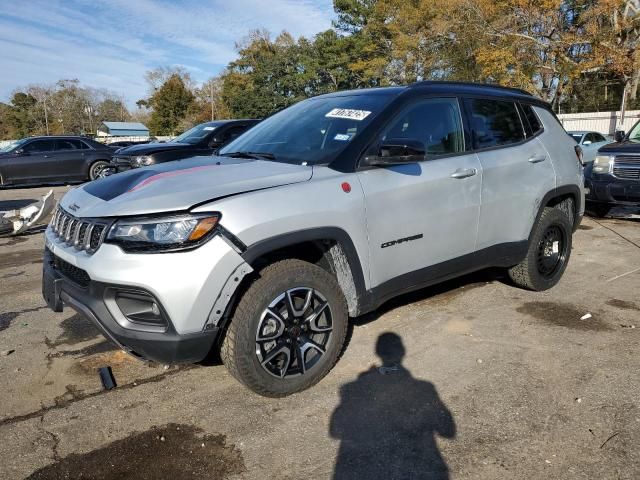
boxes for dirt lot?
[1,185,639,479]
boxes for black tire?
[221,259,348,397]
[587,203,612,218]
[88,161,110,180]
[508,207,573,291]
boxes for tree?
[146,74,195,135]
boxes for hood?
[116,142,198,156]
[598,140,640,155]
[62,156,313,217]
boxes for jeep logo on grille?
[68,203,80,212]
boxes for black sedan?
[0,136,114,186]
[110,119,259,173]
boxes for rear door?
[357,97,482,290]
[5,139,57,183]
[467,98,555,249]
[52,139,88,180]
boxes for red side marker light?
[341,182,351,193]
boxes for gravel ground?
[1,185,639,479]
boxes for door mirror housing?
[14,148,27,155]
[582,140,592,146]
[366,138,425,166]
[614,130,626,142]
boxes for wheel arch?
[529,185,582,242]
[240,227,368,317]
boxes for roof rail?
[409,80,533,97]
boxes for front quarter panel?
[192,166,372,289]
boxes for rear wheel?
[221,259,348,397]
[88,161,110,180]
[508,207,572,291]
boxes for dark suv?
[586,122,640,216]
[0,136,114,186]
[110,119,259,173]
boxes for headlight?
[133,155,153,166]
[106,213,220,252]
[593,155,613,173]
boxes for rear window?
[467,99,525,149]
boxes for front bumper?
[43,248,219,363]
[585,174,640,205]
[42,224,250,364]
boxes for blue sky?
[0,0,334,105]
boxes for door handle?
[43,155,49,158]
[528,155,546,163]
[450,168,477,179]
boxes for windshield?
[172,123,218,145]
[627,122,640,143]
[569,133,583,143]
[0,138,27,152]
[219,94,393,165]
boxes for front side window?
[23,140,55,153]
[380,97,464,157]
[219,94,394,165]
[468,99,525,149]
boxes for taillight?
[574,145,584,166]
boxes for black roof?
[315,81,547,107]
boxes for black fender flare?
[529,185,582,242]
[241,227,368,311]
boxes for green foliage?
[146,74,195,135]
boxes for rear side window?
[56,139,88,150]
[520,104,543,136]
[467,99,525,149]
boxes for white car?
[568,131,610,163]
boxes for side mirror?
[14,148,28,155]
[582,140,592,146]
[614,130,626,142]
[365,138,425,166]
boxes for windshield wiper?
[221,151,276,160]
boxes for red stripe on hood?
[128,165,218,192]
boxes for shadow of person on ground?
[330,333,456,480]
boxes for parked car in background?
[568,131,610,164]
[107,140,153,150]
[585,122,640,217]
[43,82,583,397]
[0,136,114,186]
[109,119,259,173]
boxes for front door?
[5,139,57,183]
[357,97,482,291]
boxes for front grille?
[613,156,640,180]
[53,254,91,287]
[50,206,110,254]
[613,167,640,179]
[113,156,132,167]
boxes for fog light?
[114,291,166,327]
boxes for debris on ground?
[580,313,592,320]
[0,190,55,236]
[1,349,15,356]
[98,366,117,390]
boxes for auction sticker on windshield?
[325,108,372,121]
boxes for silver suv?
[43,82,584,397]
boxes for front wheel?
[508,207,573,291]
[221,259,348,397]
[88,161,110,181]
